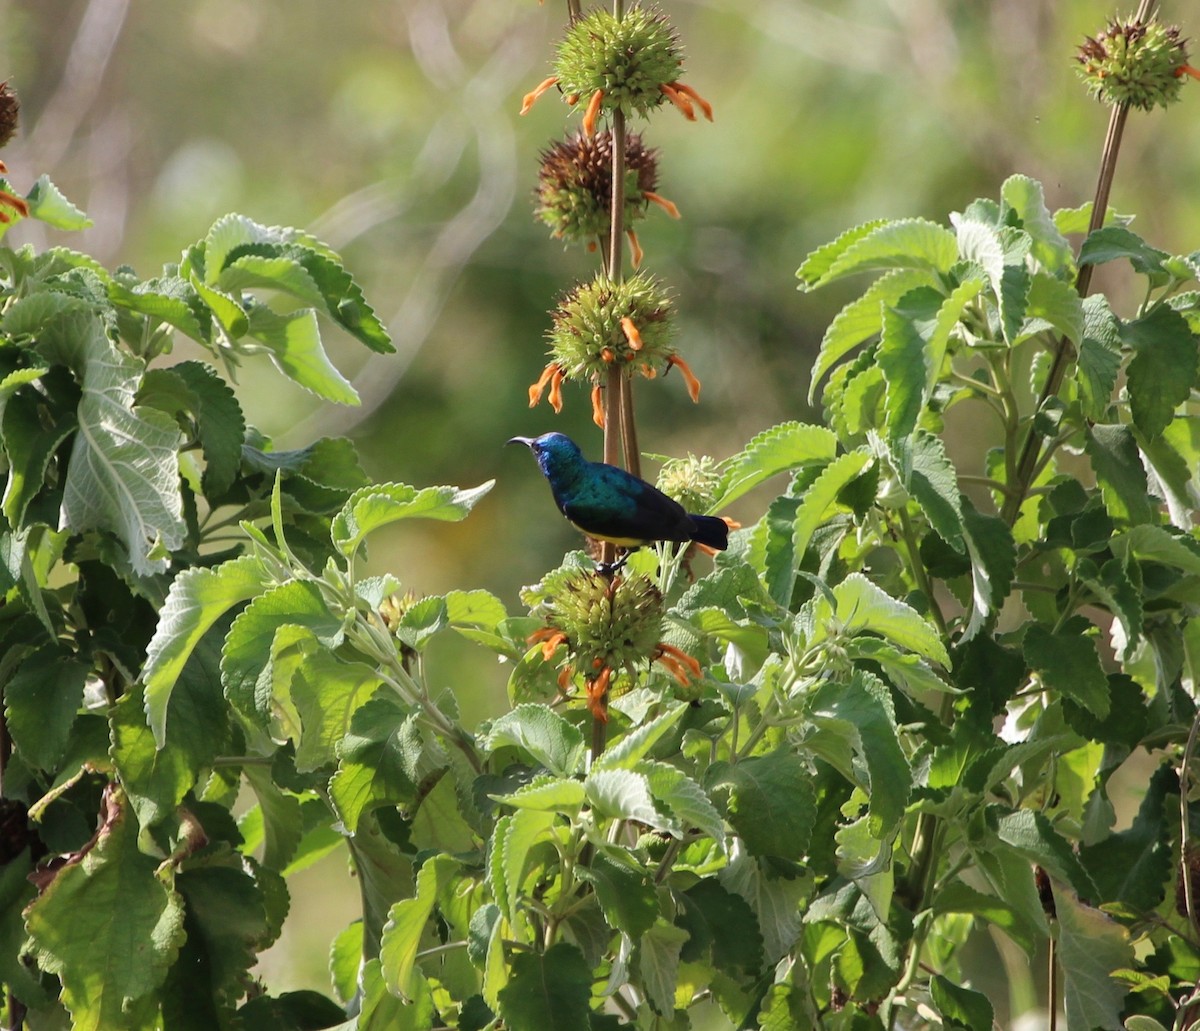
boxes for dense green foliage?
[3,2,1200,1030]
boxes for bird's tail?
[688,514,729,551]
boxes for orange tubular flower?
[528,627,568,662]
[620,316,644,351]
[669,82,714,121]
[528,362,558,407]
[1179,64,1200,80]
[548,366,565,412]
[626,229,644,269]
[521,76,560,115]
[582,88,605,136]
[659,82,696,120]
[591,383,605,427]
[644,191,681,219]
[666,354,701,402]
[656,643,701,679]
[640,364,656,379]
[0,191,28,223]
[586,667,612,722]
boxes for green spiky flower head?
[535,130,658,242]
[656,453,721,513]
[1076,18,1190,110]
[548,270,674,379]
[555,6,682,118]
[522,567,665,674]
[0,82,18,150]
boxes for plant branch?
[1180,705,1200,935]
[1001,0,1159,525]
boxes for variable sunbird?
[507,433,728,565]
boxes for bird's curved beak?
[506,436,534,448]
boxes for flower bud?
[1076,19,1190,110]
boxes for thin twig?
[1180,707,1200,935]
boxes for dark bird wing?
[560,463,695,545]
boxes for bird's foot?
[595,552,631,577]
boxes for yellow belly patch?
[568,522,645,548]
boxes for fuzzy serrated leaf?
[1002,174,1074,275]
[707,751,815,859]
[245,304,359,405]
[1123,304,1197,440]
[50,314,186,574]
[25,789,185,1030]
[25,175,93,231]
[799,219,958,290]
[497,942,591,1031]
[1053,882,1134,1031]
[143,555,269,746]
[486,704,586,778]
[1086,424,1155,526]
[332,480,493,557]
[807,269,932,400]
[713,421,838,510]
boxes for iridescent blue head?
[506,432,587,482]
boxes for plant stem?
[1048,936,1058,1031]
[898,507,948,637]
[1000,0,1158,526]
[1180,706,1200,934]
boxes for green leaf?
[25,174,93,231]
[379,853,459,998]
[1018,272,1084,346]
[4,645,88,771]
[1024,622,1109,718]
[642,761,727,847]
[808,571,950,668]
[930,973,994,1031]
[497,942,592,1031]
[108,276,209,343]
[25,788,186,1030]
[807,671,911,837]
[1085,424,1156,525]
[329,921,364,1004]
[190,276,247,338]
[808,269,932,401]
[110,685,196,828]
[329,698,427,832]
[720,848,805,962]
[174,865,270,1008]
[290,648,386,773]
[48,313,186,574]
[493,776,586,815]
[143,555,269,746]
[242,765,303,872]
[798,218,958,290]
[707,750,815,859]
[972,840,1048,950]
[1077,294,1122,422]
[221,580,346,733]
[585,768,673,832]
[245,304,359,405]
[1123,304,1198,440]
[1052,881,1135,1031]
[711,421,838,510]
[284,244,392,354]
[485,704,586,778]
[791,449,872,569]
[593,703,687,771]
[1113,525,1200,576]
[679,878,764,974]
[879,287,942,441]
[637,920,690,1016]
[1080,764,1171,911]
[994,808,1095,897]
[358,959,434,1031]
[932,881,1034,955]
[1002,174,1074,275]
[904,430,965,552]
[1079,225,1168,275]
[796,218,889,290]
[170,361,246,496]
[1,382,77,528]
[961,500,1016,640]
[576,846,658,937]
[332,480,494,557]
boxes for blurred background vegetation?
[5,0,1200,1013]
